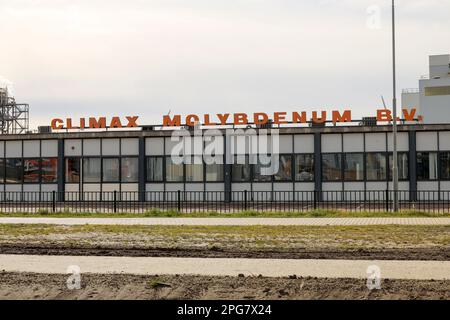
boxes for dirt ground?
[0,224,448,260]
[1,243,449,261]
[0,224,448,300]
[0,272,448,300]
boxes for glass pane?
[185,156,203,182]
[41,158,58,183]
[166,157,183,182]
[0,159,4,183]
[253,156,272,182]
[295,154,314,182]
[274,155,292,181]
[121,157,138,182]
[440,152,450,180]
[83,158,101,183]
[65,158,80,183]
[322,154,342,181]
[102,158,120,182]
[5,159,22,183]
[366,153,387,181]
[417,152,438,180]
[147,157,163,182]
[206,164,224,182]
[232,156,251,182]
[389,153,409,180]
[344,154,364,181]
[23,159,40,183]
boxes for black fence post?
[113,190,117,213]
[385,189,390,212]
[177,190,181,212]
[313,191,317,210]
[244,190,248,211]
[52,191,56,213]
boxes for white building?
[402,54,450,124]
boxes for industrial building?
[0,54,449,203]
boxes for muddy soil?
[1,243,449,261]
[0,272,448,300]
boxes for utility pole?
[392,0,399,212]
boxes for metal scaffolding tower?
[0,87,29,135]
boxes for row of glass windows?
[322,153,408,181]
[147,157,225,182]
[65,157,138,183]
[3,152,448,184]
[146,155,314,183]
[0,158,58,183]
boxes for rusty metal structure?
[0,87,29,134]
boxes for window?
[366,153,387,181]
[83,158,101,183]
[0,159,4,183]
[147,157,163,182]
[322,154,342,181]
[295,154,314,182]
[389,153,409,180]
[253,156,272,182]
[440,152,450,180]
[24,159,40,183]
[205,163,224,182]
[5,159,22,183]
[121,157,138,183]
[344,154,364,181]
[232,156,251,182]
[274,155,293,181]
[424,86,450,96]
[185,157,203,182]
[166,157,183,182]
[41,158,58,183]
[65,158,80,183]
[102,158,120,182]
[417,152,438,180]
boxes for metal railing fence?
[0,190,450,213]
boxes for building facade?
[1,123,450,201]
[402,54,450,124]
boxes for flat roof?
[1,123,450,140]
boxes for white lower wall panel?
[417,181,439,200]
[83,184,101,201]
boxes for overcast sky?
[0,0,449,129]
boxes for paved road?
[0,254,448,280]
[0,217,449,226]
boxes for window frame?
[294,154,315,182]
[101,157,121,183]
[232,155,252,183]
[273,154,294,182]
[321,153,343,182]
[65,157,81,184]
[146,156,165,183]
[23,158,41,184]
[388,152,409,181]
[416,151,439,181]
[165,155,185,183]
[365,152,388,182]
[343,153,365,182]
[4,158,23,184]
[82,157,102,184]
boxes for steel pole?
[392,0,399,212]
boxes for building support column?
[57,139,65,201]
[408,130,417,201]
[138,137,146,202]
[314,132,322,201]
[224,132,232,202]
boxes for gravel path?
[0,254,448,280]
[0,217,449,226]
